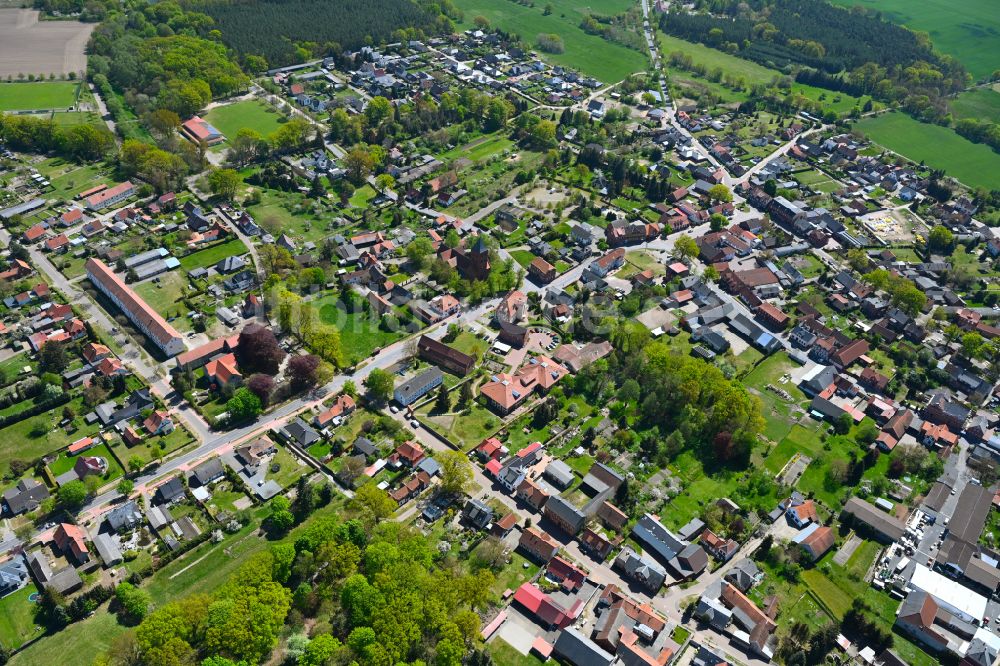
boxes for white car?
[410,419,420,429]
[390,405,400,414]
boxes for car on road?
[410,419,420,429]
[390,405,400,414]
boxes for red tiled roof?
[85,259,183,351]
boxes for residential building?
[394,367,444,406]
[519,526,560,562]
[85,182,135,211]
[480,355,568,414]
[545,496,587,535]
[417,335,475,376]
[85,259,185,357]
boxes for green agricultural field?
[854,112,1000,190]
[829,0,1000,80]
[50,110,104,128]
[204,100,286,144]
[454,0,648,82]
[950,86,1000,124]
[0,81,79,111]
[178,238,249,271]
[657,34,864,114]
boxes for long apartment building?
[85,259,186,357]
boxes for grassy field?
[454,0,648,82]
[0,81,78,111]
[178,238,248,272]
[9,607,123,666]
[440,133,515,163]
[829,0,1000,80]
[133,271,189,321]
[950,86,1000,124]
[488,639,545,666]
[657,34,864,114]
[854,112,1000,190]
[314,294,410,364]
[418,400,500,451]
[204,100,286,144]
[0,396,100,478]
[0,585,41,651]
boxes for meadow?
[454,0,648,82]
[949,86,1000,124]
[0,81,79,111]
[204,100,286,144]
[657,34,865,115]
[829,0,1000,80]
[854,112,1000,190]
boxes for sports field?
[829,0,999,80]
[950,86,1000,124]
[0,81,78,111]
[854,112,1000,190]
[204,99,286,144]
[454,0,647,82]
[658,34,864,114]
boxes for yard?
[9,607,124,666]
[0,81,78,111]
[854,112,1000,190]
[439,133,515,163]
[418,400,501,451]
[488,639,545,666]
[178,238,249,272]
[110,424,196,467]
[314,293,412,364]
[0,585,41,651]
[204,99,287,145]
[0,395,101,478]
[133,271,190,323]
[47,442,124,482]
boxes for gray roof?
[2,478,49,515]
[0,555,28,592]
[156,477,185,504]
[27,551,52,582]
[842,497,906,542]
[93,532,123,565]
[45,567,82,594]
[284,418,321,447]
[554,627,614,666]
[615,546,666,591]
[190,458,224,486]
[632,513,687,565]
[545,496,587,533]
[416,457,441,477]
[354,437,378,456]
[544,460,575,487]
[393,367,443,405]
[105,500,143,532]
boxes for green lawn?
[0,396,101,478]
[0,82,79,112]
[418,400,500,451]
[50,110,104,128]
[9,607,124,666]
[0,585,42,651]
[178,238,249,272]
[36,159,109,201]
[854,112,1000,190]
[314,294,411,364]
[348,184,376,209]
[829,0,1000,79]
[47,442,124,482]
[204,100,286,144]
[950,86,1000,124]
[488,639,545,666]
[454,0,648,82]
[657,33,864,114]
[439,133,515,163]
[509,250,537,269]
[133,271,189,321]
[0,353,35,385]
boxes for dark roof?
[285,418,321,446]
[190,458,224,486]
[554,628,614,666]
[394,367,443,404]
[354,437,378,456]
[156,477,185,504]
[949,484,992,544]
[842,497,905,541]
[632,513,686,565]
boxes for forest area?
[659,0,968,120]
[195,0,458,68]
